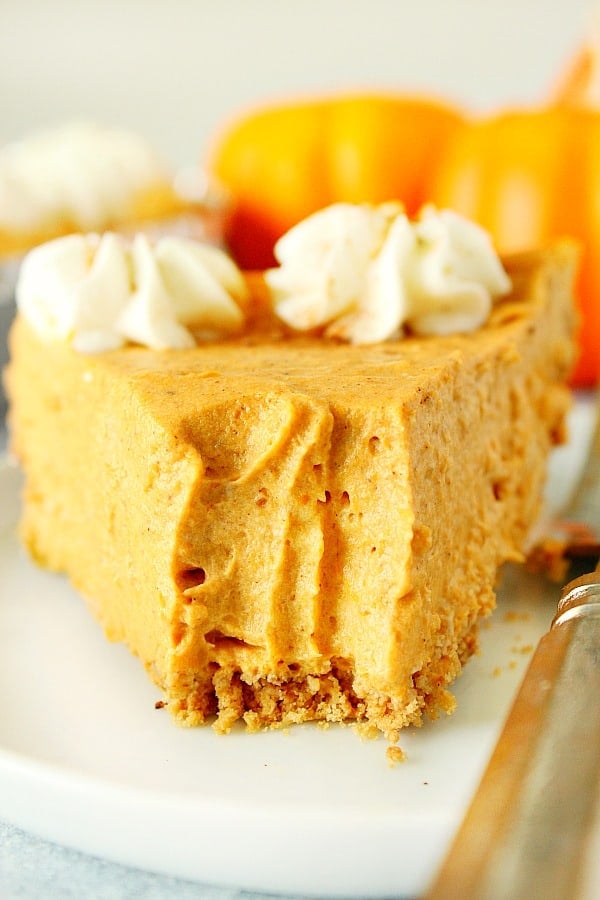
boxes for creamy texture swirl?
[0,122,173,235]
[16,233,248,352]
[265,203,512,342]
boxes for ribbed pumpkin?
[206,31,600,386]
[207,93,463,269]
[429,105,600,386]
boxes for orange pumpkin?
[207,93,464,269]
[430,105,600,387]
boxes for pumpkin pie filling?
[4,210,578,741]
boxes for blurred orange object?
[207,93,463,269]
[429,24,600,388]
[430,106,600,387]
[206,32,600,386]
[550,12,600,109]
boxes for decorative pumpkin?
[207,93,464,269]
[206,30,600,386]
[430,72,600,387]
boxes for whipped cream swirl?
[265,203,511,342]
[0,122,172,235]
[16,233,248,352]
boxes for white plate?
[0,396,597,899]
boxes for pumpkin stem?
[552,12,600,107]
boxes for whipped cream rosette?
[265,203,511,342]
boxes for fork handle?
[426,569,600,900]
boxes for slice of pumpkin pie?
[4,204,578,740]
